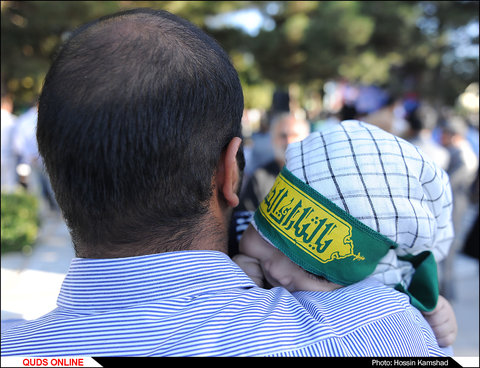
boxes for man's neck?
[74,215,229,259]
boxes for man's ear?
[217,137,242,208]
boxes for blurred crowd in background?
[1,93,57,212]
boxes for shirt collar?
[57,250,256,312]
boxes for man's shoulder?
[293,278,414,325]
[1,279,442,357]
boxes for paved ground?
[1,212,479,358]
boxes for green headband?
[254,167,439,311]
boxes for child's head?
[240,223,342,292]
[240,120,453,311]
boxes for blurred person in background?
[334,84,409,138]
[339,101,357,121]
[11,103,38,190]
[311,110,341,133]
[361,95,406,136]
[244,113,274,178]
[1,91,18,192]
[11,102,59,213]
[244,90,291,179]
[462,170,478,260]
[465,119,479,159]
[403,102,450,171]
[439,114,478,299]
[238,112,310,213]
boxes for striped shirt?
[1,251,445,357]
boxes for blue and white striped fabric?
[1,251,445,357]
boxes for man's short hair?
[37,8,244,256]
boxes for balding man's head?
[37,8,244,256]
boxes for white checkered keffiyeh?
[283,120,454,290]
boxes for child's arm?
[233,254,264,288]
[422,295,458,347]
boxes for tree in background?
[1,1,478,111]
[1,1,251,110]
[234,1,479,107]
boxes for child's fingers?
[422,295,458,347]
[433,325,458,348]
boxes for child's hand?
[422,295,458,347]
[233,254,264,288]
